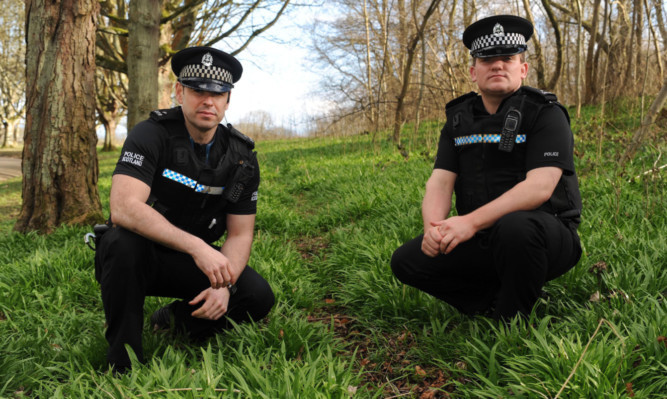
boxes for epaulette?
[149,107,185,122]
[446,91,478,110]
[519,86,559,103]
[227,123,255,149]
[519,86,570,125]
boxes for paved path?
[0,157,22,182]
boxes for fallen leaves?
[304,300,457,397]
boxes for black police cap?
[171,46,243,93]
[463,15,533,58]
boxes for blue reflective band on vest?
[454,134,526,146]
[162,169,224,195]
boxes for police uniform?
[95,47,274,371]
[391,16,582,320]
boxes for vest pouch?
[224,157,256,203]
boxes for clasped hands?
[191,245,238,320]
[421,215,476,257]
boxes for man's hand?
[435,215,476,254]
[189,287,231,320]
[109,174,234,289]
[192,246,233,289]
[422,221,445,257]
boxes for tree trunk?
[540,0,563,91]
[127,0,162,130]
[17,0,102,233]
[574,0,583,117]
[363,0,376,130]
[595,0,611,110]
[1,121,7,148]
[412,23,427,145]
[158,6,175,109]
[10,119,19,145]
[622,77,667,163]
[522,0,546,88]
[584,0,601,102]
[392,0,442,151]
[102,117,119,152]
[633,0,643,85]
[655,0,667,46]
[645,0,663,78]
[376,0,392,134]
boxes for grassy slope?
[0,103,665,398]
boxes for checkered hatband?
[471,32,526,54]
[179,64,234,85]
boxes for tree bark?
[158,16,176,109]
[540,0,563,91]
[127,0,162,130]
[584,0,601,102]
[392,0,442,151]
[522,0,546,88]
[645,0,663,78]
[17,0,103,233]
[363,0,377,130]
[376,0,392,134]
[96,67,126,152]
[655,0,667,46]
[102,118,119,152]
[633,0,643,83]
[622,77,667,163]
[575,0,583,117]
[1,121,7,148]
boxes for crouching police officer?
[391,15,582,320]
[94,46,275,372]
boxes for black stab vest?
[445,87,582,227]
[147,107,257,243]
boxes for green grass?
[1,100,665,397]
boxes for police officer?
[391,15,582,320]
[95,46,275,372]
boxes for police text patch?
[121,151,145,166]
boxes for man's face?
[175,82,230,135]
[470,54,528,97]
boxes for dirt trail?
[0,157,21,181]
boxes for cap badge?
[493,23,504,36]
[202,52,213,67]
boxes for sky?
[218,4,331,135]
[101,4,332,139]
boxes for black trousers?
[391,211,581,320]
[95,227,275,370]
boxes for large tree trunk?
[17,0,102,233]
[127,0,162,130]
